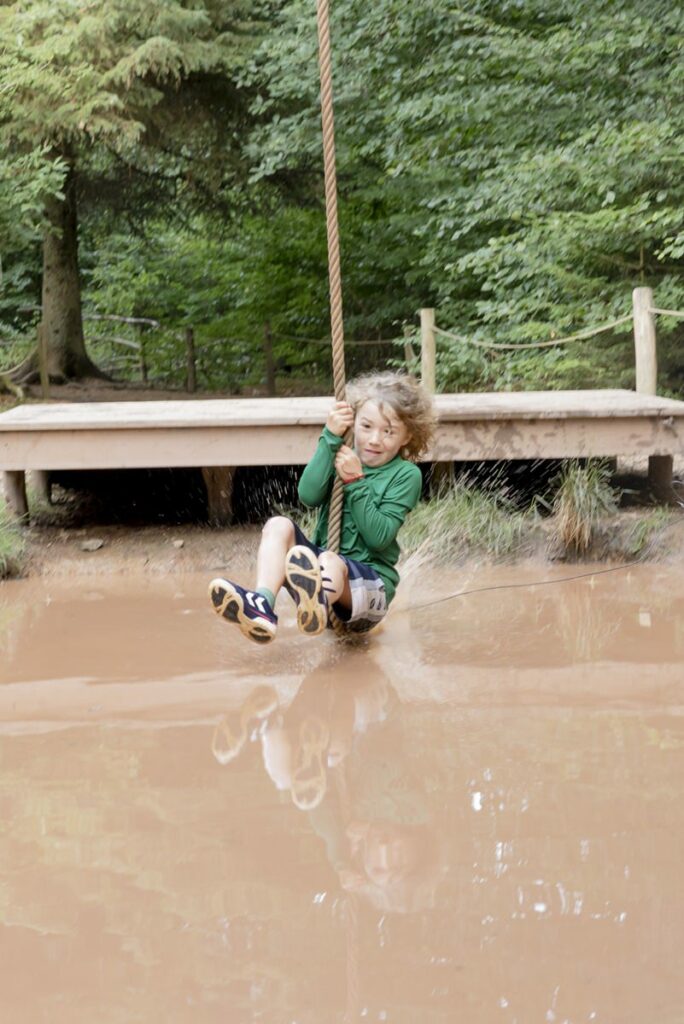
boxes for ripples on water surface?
[1,566,683,1023]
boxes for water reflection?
[0,569,683,1021]
[203,651,684,1023]
[213,654,448,917]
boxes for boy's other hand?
[326,400,354,437]
[335,445,363,482]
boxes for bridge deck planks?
[1,390,683,519]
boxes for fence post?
[137,323,148,383]
[185,327,196,393]
[632,286,657,395]
[632,286,674,498]
[420,306,452,489]
[420,308,436,393]
[263,321,276,396]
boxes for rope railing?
[649,307,684,320]
[432,313,632,352]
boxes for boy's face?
[354,400,411,468]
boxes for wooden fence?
[2,287,682,399]
[419,286,683,398]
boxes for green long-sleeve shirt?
[297,426,422,604]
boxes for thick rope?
[316,0,346,403]
[316,0,351,639]
[432,313,632,351]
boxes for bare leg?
[256,516,296,596]
[318,550,351,609]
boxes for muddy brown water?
[1,564,683,1023]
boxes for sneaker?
[211,684,279,764]
[284,545,328,636]
[208,578,277,644]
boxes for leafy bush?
[0,501,25,578]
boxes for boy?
[209,372,435,642]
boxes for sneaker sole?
[212,684,279,765]
[285,546,327,636]
[208,578,276,644]
[291,715,330,810]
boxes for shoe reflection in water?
[212,650,447,914]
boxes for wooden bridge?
[1,389,682,522]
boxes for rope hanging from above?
[315,0,353,639]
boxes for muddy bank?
[8,507,682,581]
[19,522,258,578]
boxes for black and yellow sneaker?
[284,545,328,637]
[208,578,277,644]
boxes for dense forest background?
[1,0,682,396]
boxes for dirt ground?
[21,520,263,578]
[18,506,684,581]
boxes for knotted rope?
[316,0,352,639]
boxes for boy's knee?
[263,515,295,542]
[320,550,347,581]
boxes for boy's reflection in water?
[212,650,447,915]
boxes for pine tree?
[0,0,257,381]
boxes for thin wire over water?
[406,561,642,613]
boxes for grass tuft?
[0,500,26,579]
[621,508,677,558]
[550,460,619,555]
[401,478,537,563]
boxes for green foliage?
[79,208,408,391]
[622,508,676,557]
[0,149,66,254]
[3,0,684,393]
[550,459,620,554]
[243,0,684,393]
[0,0,255,151]
[0,501,25,579]
[401,478,537,562]
[80,212,327,389]
[0,0,266,375]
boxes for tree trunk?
[14,161,102,383]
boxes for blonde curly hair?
[346,371,436,461]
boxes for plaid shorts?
[285,520,388,634]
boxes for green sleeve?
[298,426,344,508]
[344,463,422,551]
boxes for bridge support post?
[3,470,28,519]
[648,455,675,502]
[30,470,51,505]
[202,466,236,526]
